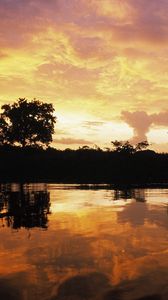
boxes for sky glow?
[0,0,167,151]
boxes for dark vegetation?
[0,98,56,147]
[0,144,167,184]
[0,99,167,184]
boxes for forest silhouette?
[0,144,167,184]
[0,99,167,185]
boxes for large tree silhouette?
[0,98,56,147]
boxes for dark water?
[0,184,167,300]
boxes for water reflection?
[0,183,50,229]
[114,189,146,202]
[0,184,167,300]
[118,199,168,228]
[50,272,163,300]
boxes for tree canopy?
[111,140,149,154]
[0,98,56,148]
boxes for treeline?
[0,145,167,184]
[0,99,167,184]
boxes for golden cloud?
[0,0,167,151]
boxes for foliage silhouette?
[111,140,149,154]
[0,98,56,148]
[0,144,167,184]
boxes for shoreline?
[0,181,168,189]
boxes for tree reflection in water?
[114,188,146,202]
[0,183,50,229]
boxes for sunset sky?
[0,0,167,151]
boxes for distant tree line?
[0,98,152,154]
[78,140,149,154]
[0,143,167,183]
[0,98,167,184]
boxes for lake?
[0,184,167,300]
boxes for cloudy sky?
[0,0,167,151]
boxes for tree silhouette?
[111,140,149,154]
[135,140,149,151]
[0,98,56,147]
[111,140,135,154]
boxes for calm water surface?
[0,184,167,300]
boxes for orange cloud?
[0,0,167,151]
[53,138,93,145]
[122,110,168,143]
